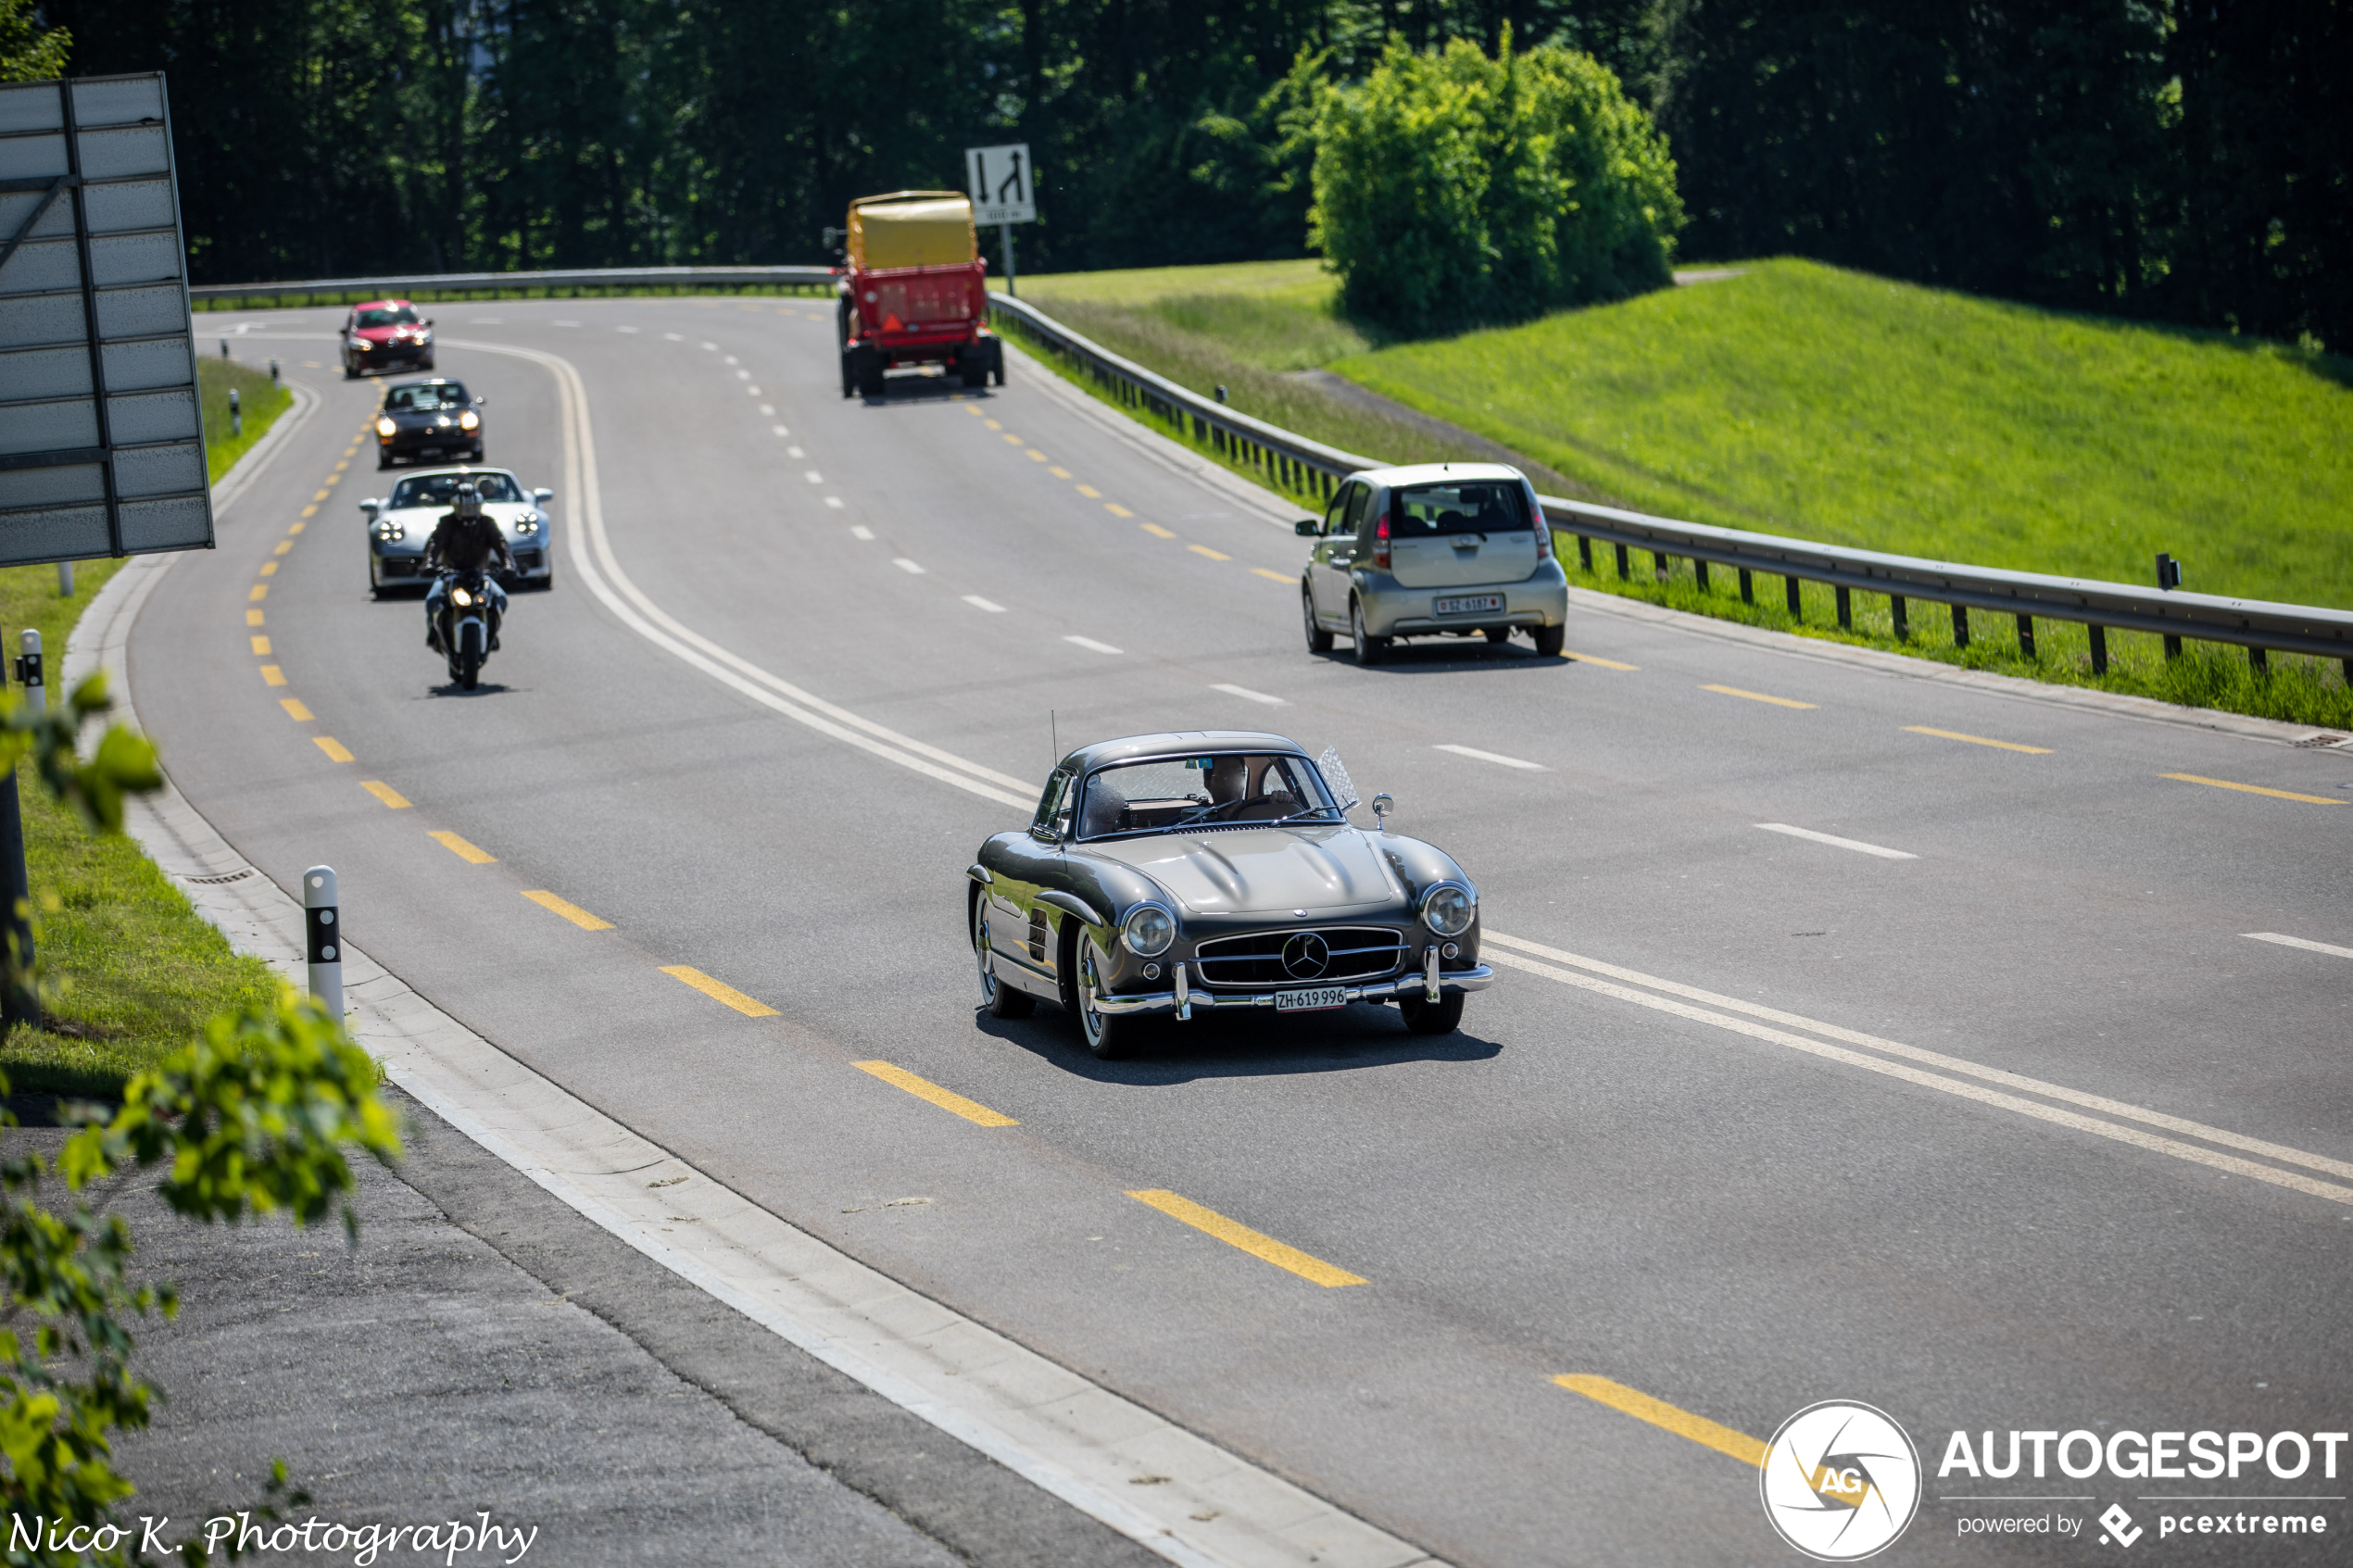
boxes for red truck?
[837,191,1005,397]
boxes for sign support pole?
[1001,220,1017,295]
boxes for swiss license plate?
[1276,985,1348,1013]
[1435,594,1505,616]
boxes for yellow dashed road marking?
[1141,523,1176,539]
[1904,725,2051,754]
[2161,772,2342,807]
[428,830,496,863]
[1702,684,1815,709]
[280,697,312,721]
[360,780,411,809]
[288,521,306,534]
[259,665,286,686]
[258,561,277,576]
[661,965,778,1018]
[1026,449,1047,462]
[1565,651,1639,671]
[1189,545,1231,561]
[1049,467,1072,479]
[1001,433,1025,445]
[1125,1189,1366,1287]
[313,735,354,762]
[249,584,268,601]
[1105,504,1134,518]
[1076,484,1101,498]
[250,635,271,656]
[1554,1376,1766,1467]
[273,539,293,556]
[522,890,612,930]
[300,505,318,519]
[852,1060,1019,1127]
[1251,567,1292,583]
[984,419,1002,430]
[247,608,265,627]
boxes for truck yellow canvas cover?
[849,192,976,270]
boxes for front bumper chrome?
[1092,964,1494,1017]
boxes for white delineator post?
[305,866,343,1021]
[14,630,41,714]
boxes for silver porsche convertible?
[966,731,1494,1058]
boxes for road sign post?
[964,143,1037,296]
[0,73,215,570]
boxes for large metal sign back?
[0,72,211,565]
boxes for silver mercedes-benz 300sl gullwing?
[966,731,1494,1059]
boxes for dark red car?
[341,299,435,378]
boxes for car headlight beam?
[1419,883,1476,937]
[375,417,396,437]
[1122,903,1176,959]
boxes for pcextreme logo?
[1761,1400,1924,1561]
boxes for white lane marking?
[724,354,738,364]
[824,496,845,509]
[760,405,774,416]
[616,325,638,333]
[1065,635,1123,655]
[1755,822,1917,859]
[701,341,717,350]
[1434,743,1543,771]
[1483,933,2353,1201]
[748,385,761,395]
[455,337,1036,805]
[1210,683,1285,707]
[893,558,926,574]
[2246,932,2353,960]
[963,596,1007,613]
[851,525,875,541]
[804,470,824,483]
[736,369,750,380]
[664,332,683,341]
[787,445,806,458]
[773,425,791,437]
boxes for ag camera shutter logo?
[1760,1400,1923,1561]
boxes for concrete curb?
[67,356,1443,1568]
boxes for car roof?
[1348,461,1526,487]
[383,467,522,505]
[353,299,413,311]
[1058,731,1306,774]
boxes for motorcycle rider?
[422,481,514,654]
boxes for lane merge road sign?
[965,144,1036,226]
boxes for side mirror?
[533,487,553,505]
[359,499,380,521]
[424,318,435,328]
[475,395,487,406]
[1294,518,1320,537]
[1370,793,1394,834]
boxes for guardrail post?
[1654,550,1671,583]
[2163,634,2182,660]
[2090,624,2108,674]
[1953,604,1970,647]
[1694,559,1709,593]
[1577,536,1592,571]
[2016,615,2035,659]
[1784,575,1802,621]
[1614,543,1630,580]
[1891,595,1907,642]
[2248,646,2268,676]
[1739,568,1753,605]
[1835,585,1851,630]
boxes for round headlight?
[375,417,396,437]
[1122,903,1176,959]
[1420,884,1475,937]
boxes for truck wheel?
[840,348,856,398]
[856,346,887,398]
[960,349,988,389]
[989,340,1006,387]
[1532,624,1566,658]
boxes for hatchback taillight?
[1372,512,1390,570]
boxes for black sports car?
[374,379,485,469]
[968,730,1492,1059]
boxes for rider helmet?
[453,481,481,517]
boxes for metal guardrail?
[986,291,2353,673]
[183,265,2352,671]
[189,264,839,305]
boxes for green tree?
[1311,30,1682,334]
[0,674,402,1562]
[0,0,69,81]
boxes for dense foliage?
[1312,34,1680,332]
[37,0,2351,347]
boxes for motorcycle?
[433,567,501,690]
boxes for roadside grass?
[198,357,293,483]
[0,393,292,1098]
[1013,256,2353,730]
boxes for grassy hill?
[1021,257,2353,613]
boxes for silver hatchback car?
[1297,463,1568,664]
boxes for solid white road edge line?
[73,386,1442,1568]
[2245,932,2353,960]
[1482,933,2353,1194]
[1755,822,1916,859]
[1432,744,1542,771]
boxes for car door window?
[1342,483,1372,536]
[1321,484,1353,536]
[1030,770,1073,839]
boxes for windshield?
[1076,753,1340,840]
[384,383,469,411]
[1392,480,1531,536]
[389,472,522,508]
[357,307,420,329]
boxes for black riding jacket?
[423,510,515,575]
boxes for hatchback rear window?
[1391,481,1531,535]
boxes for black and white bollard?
[13,630,41,714]
[305,866,343,1022]
[230,386,242,438]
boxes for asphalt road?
[137,302,2353,1565]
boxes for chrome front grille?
[1191,926,1406,988]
